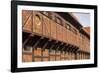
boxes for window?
[71,28,77,34]
[33,47,42,62]
[56,17,62,26]
[56,17,61,24]
[35,14,41,26]
[82,34,84,39]
[22,45,32,62]
[67,24,71,30]
[80,33,83,39]
[74,29,77,34]
[33,47,42,56]
[50,49,55,54]
[43,11,49,16]
[51,13,55,21]
[23,45,32,52]
[50,49,56,61]
[43,49,49,56]
[55,50,61,61]
[63,22,67,29]
[42,49,49,61]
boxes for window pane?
[33,48,42,56]
[43,49,49,56]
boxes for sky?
[73,12,90,27]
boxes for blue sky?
[73,13,90,27]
